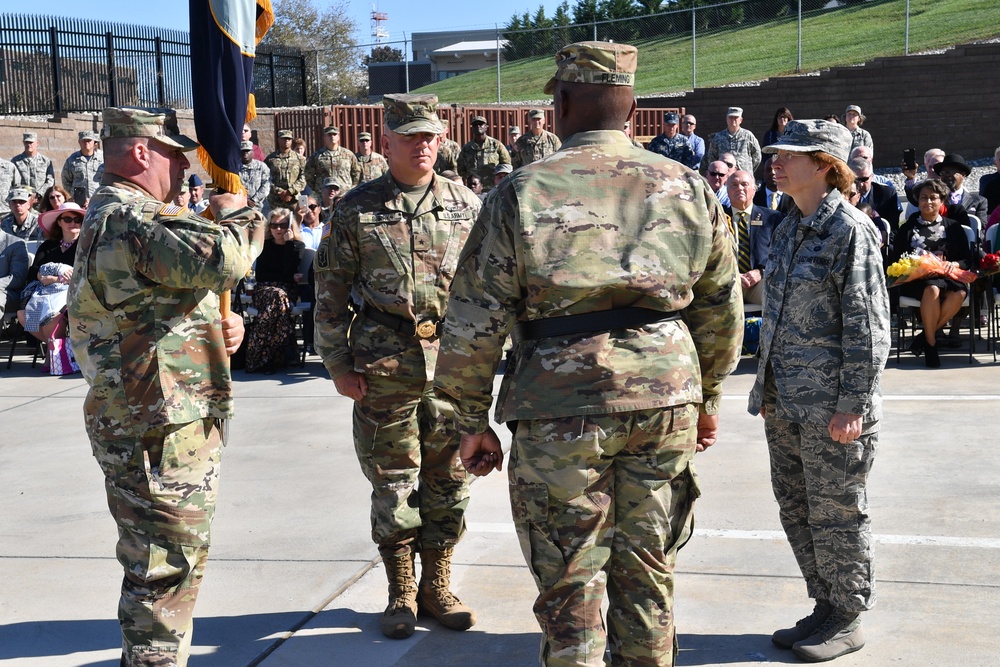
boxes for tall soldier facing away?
[435,42,743,666]
[314,94,482,640]
[68,107,264,667]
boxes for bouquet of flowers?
[885,251,977,288]
[980,251,1000,277]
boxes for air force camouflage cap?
[762,119,852,164]
[543,41,637,95]
[101,107,199,151]
[383,94,444,135]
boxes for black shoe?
[908,335,926,357]
[925,343,940,368]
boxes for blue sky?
[25,0,565,45]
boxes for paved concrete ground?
[1,341,998,666]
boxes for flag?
[189,0,273,195]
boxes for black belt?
[514,307,681,341]
[359,302,441,339]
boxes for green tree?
[364,46,404,64]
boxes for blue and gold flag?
[189,0,273,194]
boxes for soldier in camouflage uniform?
[355,131,389,183]
[239,140,271,210]
[434,119,460,175]
[457,116,510,193]
[12,132,55,201]
[647,111,698,169]
[702,107,762,174]
[0,156,16,216]
[68,107,264,667]
[265,129,306,212]
[1,187,41,241]
[748,120,889,663]
[305,126,360,194]
[61,130,105,205]
[314,93,481,641]
[510,109,561,168]
[435,42,743,667]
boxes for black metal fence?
[0,14,306,115]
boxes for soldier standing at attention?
[511,109,561,168]
[749,120,889,663]
[12,131,55,201]
[61,130,105,206]
[305,125,360,193]
[457,116,510,193]
[238,140,271,211]
[314,93,481,641]
[266,129,306,211]
[433,119,460,175]
[647,111,698,169]
[355,131,389,183]
[702,106,761,174]
[435,42,742,667]
[68,107,264,667]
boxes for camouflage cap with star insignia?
[543,41,637,95]
[383,94,444,135]
[101,107,199,151]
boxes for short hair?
[812,152,855,196]
[292,138,306,150]
[912,178,950,201]
[848,157,872,175]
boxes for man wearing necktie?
[726,170,782,304]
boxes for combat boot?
[792,608,865,662]
[380,549,418,639]
[772,600,831,649]
[417,547,476,631]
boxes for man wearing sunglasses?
[355,131,388,184]
[849,157,900,230]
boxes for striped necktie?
[737,211,751,273]
[770,192,779,209]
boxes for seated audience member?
[0,227,29,319]
[464,174,484,199]
[724,170,780,304]
[978,145,1000,216]
[1,187,42,241]
[933,154,987,228]
[850,157,900,230]
[856,201,890,260]
[16,203,83,358]
[38,185,70,214]
[439,169,464,184]
[849,146,892,187]
[298,196,323,251]
[761,107,793,147]
[889,179,973,368]
[245,208,304,374]
[902,148,945,217]
[705,160,732,207]
[494,162,513,188]
[753,157,793,215]
[319,177,344,224]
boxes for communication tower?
[371,6,389,44]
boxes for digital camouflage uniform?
[61,149,105,201]
[0,157,19,215]
[647,133,698,169]
[12,152,55,196]
[68,107,263,667]
[748,184,889,615]
[435,115,743,664]
[703,127,761,174]
[510,129,562,169]
[305,145,360,194]
[848,126,874,153]
[0,208,41,242]
[356,151,389,183]
[265,149,306,211]
[239,158,271,209]
[434,138,460,175]
[457,136,510,192]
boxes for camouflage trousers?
[764,413,877,613]
[508,404,700,667]
[91,418,223,667]
[353,374,470,552]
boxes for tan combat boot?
[417,547,476,631]
[380,549,418,639]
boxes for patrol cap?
[527,109,545,119]
[494,163,513,175]
[358,132,372,141]
[324,126,340,135]
[239,140,254,151]
[179,182,190,193]
[322,176,343,190]
[78,130,99,141]
[727,106,743,117]
[845,104,865,121]
[762,119,852,164]
[509,126,521,135]
[383,94,444,135]
[101,107,198,151]
[543,41,637,95]
[22,132,37,143]
[277,129,294,139]
[6,186,32,203]
[470,115,487,125]
[663,111,679,124]
[39,202,84,236]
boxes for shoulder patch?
[158,204,186,217]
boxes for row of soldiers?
[0,130,105,216]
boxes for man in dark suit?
[977,146,1000,216]
[725,170,782,304]
[934,154,987,227]
[754,157,794,216]
[850,158,900,230]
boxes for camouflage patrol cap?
[509,126,521,135]
[543,41,637,95]
[239,140,254,151]
[6,186,32,203]
[22,132,37,143]
[762,119,852,164]
[470,116,487,125]
[727,106,743,117]
[527,109,545,119]
[383,94,444,135]
[101,107,199,151]
[78,130,99,141]
[277,129,294,139]
[179,181,189,193]
[358,132,372,141]
[324,126,340,135]
[322,176,343,190]
[494,163,512,175]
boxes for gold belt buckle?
[415,320,437,339]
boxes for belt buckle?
[415,320,437,339]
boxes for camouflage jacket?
[0,210,41,241]
[435,139,460,175]
[305,146,360,193]
[0,158,19,215]
[510,130,561,169]
[265,150,306,208]
[356,151,389,183]
[457,137,510,191]
[849,127,874,152]
[703,128,761,173]
[68,176,263,441]
[748,189,890,427]
[12,153,55,194]
[239,158,271,209]
[61,150,105,200]
[647,133,699,169]
[314,172,481,383]
[434,130,743,433]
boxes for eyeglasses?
[56,216,83,224]
[918,195,942,202]
[708,171,727,178]
[855,176,870,183]
[359,138,371,142]
[682,121,696,126]
[307,204,320,211]
[848,191,860,198]
[269,222,290,230]
[723,162,735,168]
